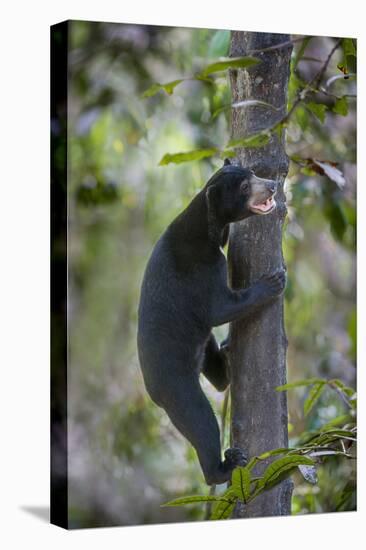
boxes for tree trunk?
[228,31,293,518]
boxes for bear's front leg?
[211,269,286,326]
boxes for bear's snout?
[266,179,278,195]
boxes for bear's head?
[206,160,278,224]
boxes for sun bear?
[137,160,286,485]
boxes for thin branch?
[248,36,306,54]
[316,87,356,100]
[312,38,343,89]
[328,381,353,409]
[230,38,343,143]
[220,389,230,448]
[204,389,230,520]
[280,38,342,126]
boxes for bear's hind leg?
[161,375,243,485]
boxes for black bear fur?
[137,161,286,485]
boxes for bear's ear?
[206,183,221,221]
[206,183,220,206]
[224,158,231,166]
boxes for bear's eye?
[240,180,249,194]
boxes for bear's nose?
[266,180,278,194]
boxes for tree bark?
[228,31,293,518]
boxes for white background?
[0,1,364,548]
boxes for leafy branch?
[156,37,355,167]
[163,454,315,520]
[276,376,356,415]
[141,56,260,98]
[161,376,356,520]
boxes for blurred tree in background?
[66,21,356,527]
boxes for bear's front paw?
[258,268,286,298]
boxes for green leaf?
[300,166,317,177]
[333,96,348,116]
[320,428,356,439]
[142,79,185,98]
[162,495,227,507]
[208,30,230,57]
[272,122,284,139]
[336,479,356,511]
[319,414,352,431]
[219,149,236,159]
[298,431,329,448]
[342,202,356,228]
[246,448,290,471]
[306,102,327,123]
[338,39,356,79]
[210,500,236,520]
[231,467,251,502]
[343,38,356,58]
[288,73,307,105]
[329,379,355,398]
[304,382,326,416]
[276,378,324,391]
[349,394,357,409]
[199,56,260,77]
[227,133,270,149]
[323,201,347,241]
[258,455,314,490]
[211,105,230,120]
[293,36,313,69]
[194,75,215,84]
[296,425,356,448]
[210,489,237,520]
[159,147,218,166]
[302,429,356,448]
[294,105,309,131]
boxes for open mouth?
[249,195,276,214]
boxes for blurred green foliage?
[66,22,356,527]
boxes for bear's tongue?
[254,197,274,212]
